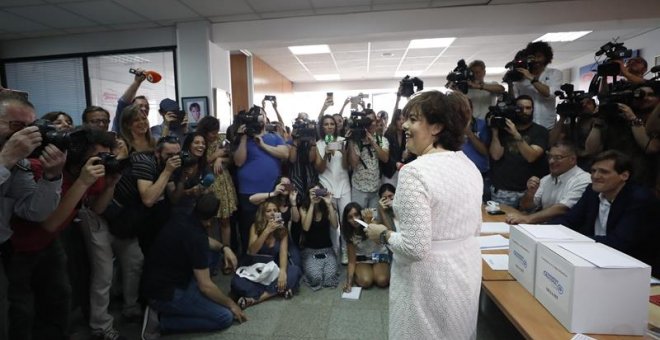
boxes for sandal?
[283,289,293,300]
[237,297,257,309]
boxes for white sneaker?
[141,306,160,340]
[341,247,348,265]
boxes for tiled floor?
[90,269,524,340]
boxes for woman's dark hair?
[42,111,73,125]
[341,202,365,243]
[401,90,470,151]
[300,183,329,217]
[65,127,117,175]
[385,109,403,137]
[271,176,291,208]
[196,115,220,136]
[181,132,209,171]
[82,106,110,123]
[318,114,338,140]
[378,183,396,198]
[525,41,554,65]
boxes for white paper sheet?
[481,222,510,234]
[482,254,509,270]
[571,334,597,340]
[559,243,648,268]
[341,287,362,300]
[519,224,573,239]
[478,234,509,249]
[651,277,660,285]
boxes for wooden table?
[482,280,659,340]
[481,203,517,281]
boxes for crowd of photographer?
[0,36,659,340]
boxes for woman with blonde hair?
[120,103,155,153]
[230,199,302,309]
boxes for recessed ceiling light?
[486,67,507,74]
[314,74,340,81]
[288,44,331,55]
[408,38,456,49]
[394,71,421,78]
[534,31,592,42]
[381,52,394,57]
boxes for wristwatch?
[379,230,389,245]
[531,77,540,84]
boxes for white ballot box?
[534,242,650,335]
[508,224,593,294]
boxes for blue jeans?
[150,279,233,333]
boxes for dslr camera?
[179,150,198,168]
[93,152,129,175]
[291,118,317,142]
[347,111,371,141]
[502,49,536,83]
[237,106,263,137]
[398,76,424,97]
[28,119,72,158]
[486,96,521,129]
[445,59,474,94]
[555,84,591,118]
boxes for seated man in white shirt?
[506,141,591,224]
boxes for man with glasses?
[83,106,111,131]
[506,141,591,224]
[0,92,65,340]
[489,95,549,208]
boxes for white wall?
[176,21,212,111]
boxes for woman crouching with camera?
[299,185,339,290]
[342,202,390,293]
[230,199,302,309]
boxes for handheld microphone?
[129,68,162,83]
[200,173,215,188]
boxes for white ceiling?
[1,0,659,83]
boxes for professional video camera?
[502,49,536,83]
[398,75,424,97]
[485,94,521,129]
[595,40,633,77]
[291,118,317,142]
[94,152,130,175]
[446,59,474,94]
[555,84,592,118]
[237,106,263,137]
[596,87,649,123]
[28,119,72,158]
[347,111,371,141]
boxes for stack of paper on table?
[480,222,510,234]
[482,254,509,270]
[478,234,509,250]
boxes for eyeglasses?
[0,119,28,131]
[546,152,571,161]
[157,135,180,144]
[88,118,110,126]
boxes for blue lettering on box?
[513,249,527,268]
[543,270,564,295]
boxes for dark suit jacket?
[555,182,658,271]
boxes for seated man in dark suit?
[555,150,658,274]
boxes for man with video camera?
[346,110,389,209]
[233,106,289,254]
[466,60,505,119]
[151,98,188,141]
[0,92,65,340]
[512,41,563,129]
[489,95,549,208]
[7,127,118,340]
[549,96,598,171]
[585,83,660,189]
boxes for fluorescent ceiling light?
[534,31,592,42]
[314,74,340,81]
[395,71,421,78]
[408,38,456,49]
[486,67,507,74]
[288,44,330,55]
